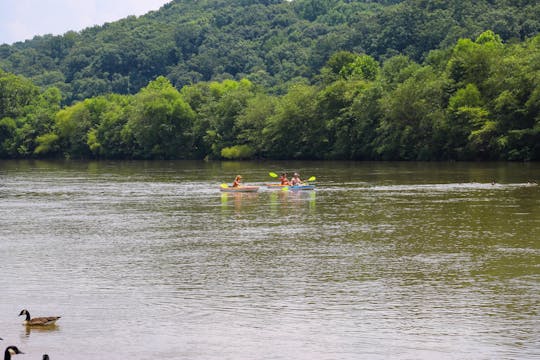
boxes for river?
[1,160,538,359]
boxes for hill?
[1,0,539,103]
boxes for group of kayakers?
[277,172,303,186]
[231,172,304,187]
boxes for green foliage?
[375,66,448,160]
[221,144,255,159]
[339,54,380,81]
[0,25,539,161]
[235,93,277,157]
[1,0,539,103]
[0,69,39,119]
[264,83,328,159]
[126,76,196,159]
[34,133,60,156]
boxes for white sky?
[0,0,172,45]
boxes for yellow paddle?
[220,183,229,189]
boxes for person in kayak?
[232,175,243,187]
[290,173,303,185]
[279,173,290,185]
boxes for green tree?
[189,79,257,159]
[443,83,489,159]
[446,31,504,92]
[235,93,277,157]
[339,54,380,81]
[52,97,110,158]
[376,66,448,160]
[0,69,39,120]
[264,84,327,159]
[124,76,196,159]
[87,94,133,158]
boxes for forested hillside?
[0,0,539,161]
[1,0,539,103]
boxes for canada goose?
[18,309,61,326]
[3,346,24,360]
[43,355,50,360]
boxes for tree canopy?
[0,1,539,161]
[1,0,539,104]
[1,31,539,161]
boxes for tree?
[235,93,277,157]
[376,66,448,160]
[443,83,489,159]
[339,54,380,81]
[0,70,39,119]
[264,84,327,159]
[124,76,196,159]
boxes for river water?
[0,160,538,359]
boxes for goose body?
[19,309,61,326]
[4,346,24,360]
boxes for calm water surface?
[0,160,539,359]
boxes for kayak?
[288,185,315,191]
[265,183,315,190]
[220,186,259,193]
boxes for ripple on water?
[1,163,538,359]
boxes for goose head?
[4,346,24,360]
[18,310,30,321]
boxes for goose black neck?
[23,312,30,321]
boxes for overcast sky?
[0,0,172,45]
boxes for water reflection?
[220,192,259,212]
[23,324,60,337]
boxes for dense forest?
[0,0,539,160]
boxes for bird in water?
[3,346,24,360]
[19,309,61,326]
[43,355,50,360]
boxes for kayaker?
[290,172,303,185]
[232,175,243,187]
[279,173,290,185]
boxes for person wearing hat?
[290,172,303,186]
[232,175,243,187]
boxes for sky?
[0,0,172,45]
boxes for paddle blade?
[221,183,229,189]
[269,172,278,178]
[281,186,289,191]
[307,176,316,182]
